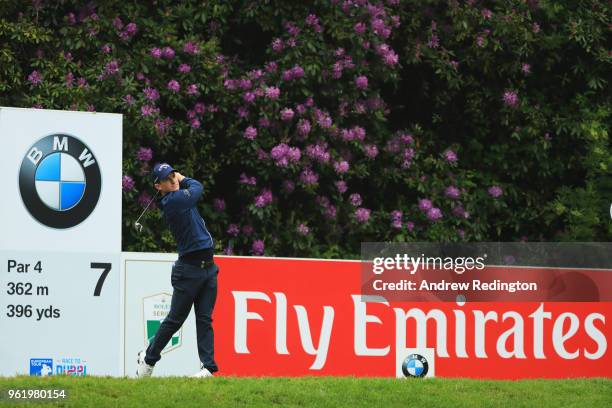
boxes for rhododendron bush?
[1,0,610,257]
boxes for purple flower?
[178,64,191,74]
[266,61,278,73]
[428,33,440,49]
[270,143,300,167]
[254,189,273,208]
[444,149,458,163]
[521,63,531,75]
[503,90,519,108]
[137,147,153,162]
[334,160,350,174]
[227,224,239,237]
[341,126,366,141]
[113,16,123,30]
[150,47,162,58]
[239,173,257,185]
[224,79,237,90]
[123,94,135,105]
[252,240,265,256]
[125,22,137,34]
[325,205,337,219]
[167,80,180,92]
[258,117,270,128]
[243,92,256,104]
[183,42,199,55]
[306,143,330,164]
[190,118,201,129]
[194,102,206,114]
[272,38,284,53]
[427,207,443,221]
[445,186,461,200]
[292,65,305,79]
[162,47,175,59]
[122,175,135,191]
[143,87,160,101]
[122,22,138,38]
[297,223,310,236]
[186,84,198,95]
[390,210,403,229]
[354,126,366,140]
[305,14,319,26]
[297,119,311,136]
[481,9,493,19]
[488,185,503,198]
[355,75,368,90]
[354,22,366,34]
[248,69,264,80]
[28,70,42,85]
[376,43,399,66]
[283,180,295,193]
[65,72,74,87]
[315,110,332,129]
[364,145,378,159]
[349,193,362,206]
[213,198,226,211]
[244,126,258,140]
[237,107,249,118]
[154,117,173,135]
[265,86,280,100]
[476,36,485,47]
[452,204,470,219]
[355,207,371,223]
[280,108,294,121]
[287,147,301,162]
[138,192,156,209]
[299,168,318,185]
[243,225,254,235]
[239,79,252,90]
[335,180,347,194]
[140,104,158,117]
[406,221,415,232]
[223,247,234,255]
[418,199,433,212]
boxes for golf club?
[134,189,160,233]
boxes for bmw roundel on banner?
[402,354,429,378]
[18,134,102,229]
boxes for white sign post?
[0,107,122,376]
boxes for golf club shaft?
[135,189,160,224]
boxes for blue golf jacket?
[158,177,214,257]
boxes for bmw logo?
[401,354,429,378]
[19,134,101,229]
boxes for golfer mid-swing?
[137,162,219,378]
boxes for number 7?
[91,263,112,296]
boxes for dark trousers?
[145,259,219,373]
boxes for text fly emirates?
[232,292,607,370]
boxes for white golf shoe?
[136,350,154,378]
[191,363,214,378]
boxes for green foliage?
[0,0,609,257]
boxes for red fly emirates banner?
[212,256,610,379]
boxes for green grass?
[0,376,610,407]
